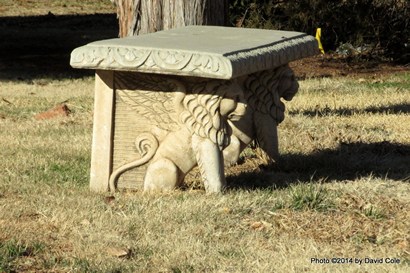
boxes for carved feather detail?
[114,72,234,149]
[115,72,183,131]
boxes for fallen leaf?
[371,79,383,84]
[107,247,131,258]
[221,207,232,214]
[104,195,116,205]
[34,103,70,120]
[397,240,408,250]
[261,220,273,229]
[250,221,263,230]
[80,219,91,227]
[250,220,273,231]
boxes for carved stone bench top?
[70,26,318,79]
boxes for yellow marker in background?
[316,28,325,54]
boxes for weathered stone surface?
[71,26,318,79]
[70,26,318,193]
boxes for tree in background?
[111,0,228,37]
[229,0,409,63]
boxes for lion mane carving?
[224,64,299,167]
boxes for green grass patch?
[364,73,410,90]
[288,183,334,211]
[363,205,386,220]
[0,240,45,272]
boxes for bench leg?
[90,70,114,192]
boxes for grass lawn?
[0,0,115,16]
[0,71,409,272]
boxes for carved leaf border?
[70,35,318,79]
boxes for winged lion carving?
[109,72,246,193]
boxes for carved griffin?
[109,72,246,193]
[109,64,298,193]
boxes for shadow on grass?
[289,103,410,116]
[0,13,118,80]
[227,141,410,190]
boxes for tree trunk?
[113,0,228,37]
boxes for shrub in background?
[229,0,409,63]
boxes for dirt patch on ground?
[290,55,409,79]
[0,12,408,80]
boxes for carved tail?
[109,133,159,192]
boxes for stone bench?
[70,26,318,193]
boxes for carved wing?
[115,72,184,131]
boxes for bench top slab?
[70,26,318,79]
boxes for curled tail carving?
[109,133,159,192]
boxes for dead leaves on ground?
[106,246,132,259]
[34,103,71,120]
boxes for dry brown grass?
[0,0,115,16]
[1,1,408,272]
[0,71,409,272]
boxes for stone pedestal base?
[90,66,298,192]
